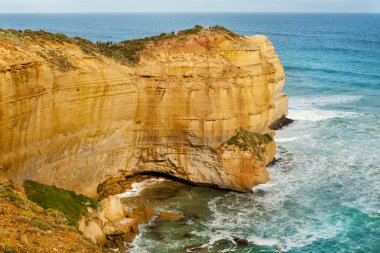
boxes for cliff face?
[0,28,288,197]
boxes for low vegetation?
[95,25,238,64]
[0,181,23,205]
[0,242,16,253]
[0,178,102,252]
[225,128,273,159]
[0,25,238,65]
[23,180,98,228]
[47,50,75,72]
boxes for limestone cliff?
[0,27,288,197]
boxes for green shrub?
[0,186,22,204]
[47,50,74,72]
[21,210,34,217]
[0,25,238,65]
[225,128,273,159]
[16,215,32,223]
[26,226,45,234]
[210,25,238,37]
[33,216,52,230]
[23,180,98,228]
[0,242,16,253]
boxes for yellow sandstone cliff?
[0,27,288,197]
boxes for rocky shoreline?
[269,116,294,130]
[0,175,189,252]
[91,174,187,251]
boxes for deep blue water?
[1,13,379,252]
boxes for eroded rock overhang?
[0,28,288,197]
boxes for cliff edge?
[0,27,288,197]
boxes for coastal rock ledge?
[0,27,288,197]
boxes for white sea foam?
[276,136,303,143]
[278,222,343,252]
[189,230,235,251]
[116,178,166,198]
[289,95,362,108]
[289,109,359,122]
[190,229,279,251]
[246,235,279,247]
[252,183,273,191]
[125,92,378,252]
[128,220,159,253]
[287,95,362,122]
[202,150,348,252]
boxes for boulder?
[102,218,138,235]
[160,211,185,221]
[115,239,127,252]
[100,196,126,222]
[126,204,155,224]
[78,217,107,246]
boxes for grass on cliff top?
[0,242,16,253]
[23,180,99,228]
[0,25,238,65]
[225,128,273,159]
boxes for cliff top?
[0,25,243,66]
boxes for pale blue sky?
[0,0,379,13]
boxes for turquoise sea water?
[1,13,379,252]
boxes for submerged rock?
[267,157,281,167]
[160,211,185,221]
[253,189,267,197]
[184,243,204,252]
[233,237,250,247]
[126,204,155,224]
[269,116,294,130]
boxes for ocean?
[1,13,379,252]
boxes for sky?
[0,0,379,13]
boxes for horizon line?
[0,11,379,14]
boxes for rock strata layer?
[0,28,288,197]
